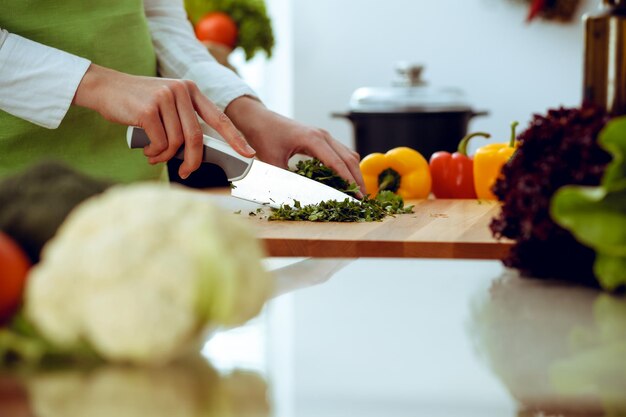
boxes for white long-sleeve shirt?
[0,0,257,129]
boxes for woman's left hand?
[225,97,365,197]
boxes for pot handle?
[470,110,489,118]
[331,112,352,120]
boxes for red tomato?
[194,12,238,48]
[0,232,31,324]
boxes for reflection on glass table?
[2,258,626,417]
[0,356,269,417]
[0,258,350,417]
[265,259,626,417]
[471,272,626,416]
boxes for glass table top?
[1,258,624,417]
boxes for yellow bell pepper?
[473,121,519,200]
[359,147,431,199]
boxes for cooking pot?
[333,64,488,159]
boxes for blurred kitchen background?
[0,2,616,416]
[233,0,596,154]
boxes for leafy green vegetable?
[490,106,611,285]
[184,0,274,61]
[551,117,626,291]
[269,191,413,222]
[293,158,361,197]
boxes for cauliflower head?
[25,184,273,365]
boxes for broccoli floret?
[0,161,112,263]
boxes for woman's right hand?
[72,64,255,179]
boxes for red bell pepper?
[429,132,490,199]
[527,0,547,22]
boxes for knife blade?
[126,127,358,209]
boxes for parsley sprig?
[268,190,413,222]
[293,159,361,197]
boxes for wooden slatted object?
[231,198,512,259]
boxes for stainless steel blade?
[231,160,358,208]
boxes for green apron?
[0,0,164,182]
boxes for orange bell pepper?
[360,147,431,199]
[473,122,519,200]
[429,132,490,199]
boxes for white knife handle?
[126,126,253,181]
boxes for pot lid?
[349,63,473,113]
[604,0,626,8]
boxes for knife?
[126,127,358,209]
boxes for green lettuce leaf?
[551,117,626,291]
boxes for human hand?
[225,97,365,197]
[72,64,255,179]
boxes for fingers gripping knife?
[126,127,358,209]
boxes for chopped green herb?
[248,211,256,217]
[234,210,242,215]
[269,191,413,222]
[229,183,237,190]
[294,159,360,197]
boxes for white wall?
[291,0,597,152]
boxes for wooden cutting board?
[220,194,513,259]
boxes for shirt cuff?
[0,29,8,49]
[0,33,91,129]
[183,61,258,111]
